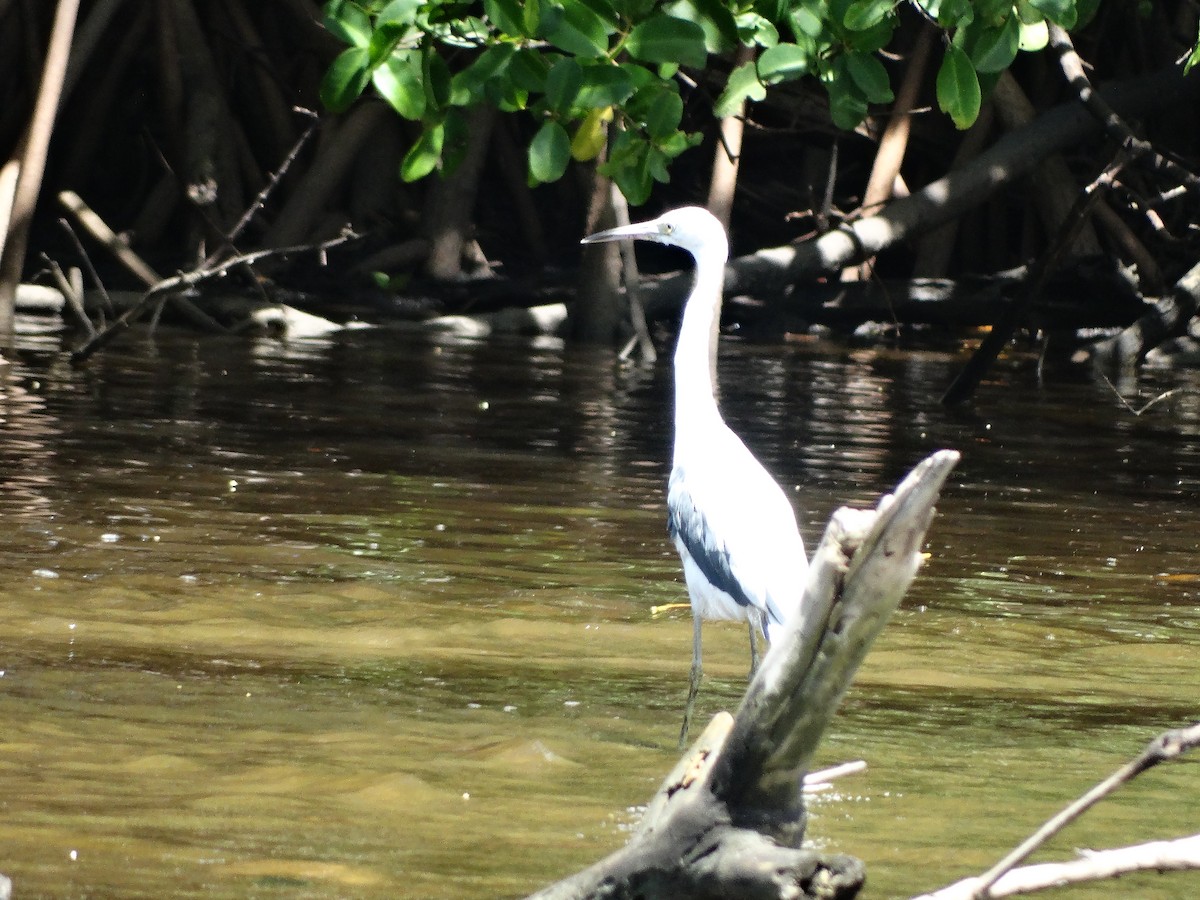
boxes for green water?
[0,328,1197,898]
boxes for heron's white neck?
[672,249,727,457]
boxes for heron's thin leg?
[747,617,762,678]
[679,613,703,749]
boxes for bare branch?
[911,722,1200,899]
[68,228,356,363]
[915,835,1200,899]
[1048,25,1200,200]
[208,107,321,266]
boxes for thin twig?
[1096,369,1183,415]
[1049,25,1200,202]
[57,216,113,318]
[802,759,867,792]
[207,107,320,265]
[69,230,356,363]
[40,252,95,335]
[970,722,1200,897]
[817,138,839,234]
[59,189,160,286]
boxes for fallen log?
[763,264,1142,332]
[527,450,960,900]
[1086,257,1200,369]
[634,65,1200,320]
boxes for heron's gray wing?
[667,470,755,613]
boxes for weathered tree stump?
[528,450,960,900]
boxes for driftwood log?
[527,450,960,900]
[635,65,1200,321]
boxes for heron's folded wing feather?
[668,461,804,629]
[667,473,755,613]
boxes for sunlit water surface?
[1,326,1198,898]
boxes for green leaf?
[936,44,981,129]
[600,129,653,204]
[921,0,973,27]
[1027,0,1076,26]
[1016,0,1044,23]
[970,15,1020,72]
[644,91,683,140]
[787,3,825,39]
[646,145,671,183]
[843,0,894,31]
[1017,18,1048,51]
[736,11,780,47]
[529,120,571,183]
[452,44,516,97]
[509,49,551,93]
[322,1,372,48]
[401,121,444,181]
[845,17,896,53]
[1074,0,1100,28]
[541,0,613,58]
[664,0,739,53]
[826,63,869,130]
[545,57,583,113]
[1187,24,1200,73]
[440,108,471,175]
[367,23,407,68]
[658,129,702,155]
[523,0,542,35]
[423,49,453,110]
[756,0,788,21]
[618,62,661,94]
[758,42,811,82]
[320,47,372,112]
[575,63,635,109]
[843,51,893,102]
[830,79,868,132]
[610,0,657,17]
[626,13,709,67]
[714,60,765,117]
[613,153,653,205]
[377,0,423,27]
[972,0,1012,24]
[483,0,527,35]
[372,51,426,119]
[570,106,611,161]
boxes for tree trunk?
[848,24,935,281]
[990,71,1102,257]
[570,161,624,344]
[423,104,498,280]
[0,0,79,341]
[707,44,754,230]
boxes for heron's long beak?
[580,220,661,245]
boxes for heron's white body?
[664,207,806,641]
[581,205,808,742]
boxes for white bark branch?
[914,834,1200,899]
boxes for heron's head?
[581,206,727,259]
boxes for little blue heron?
[582,206,808,746]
